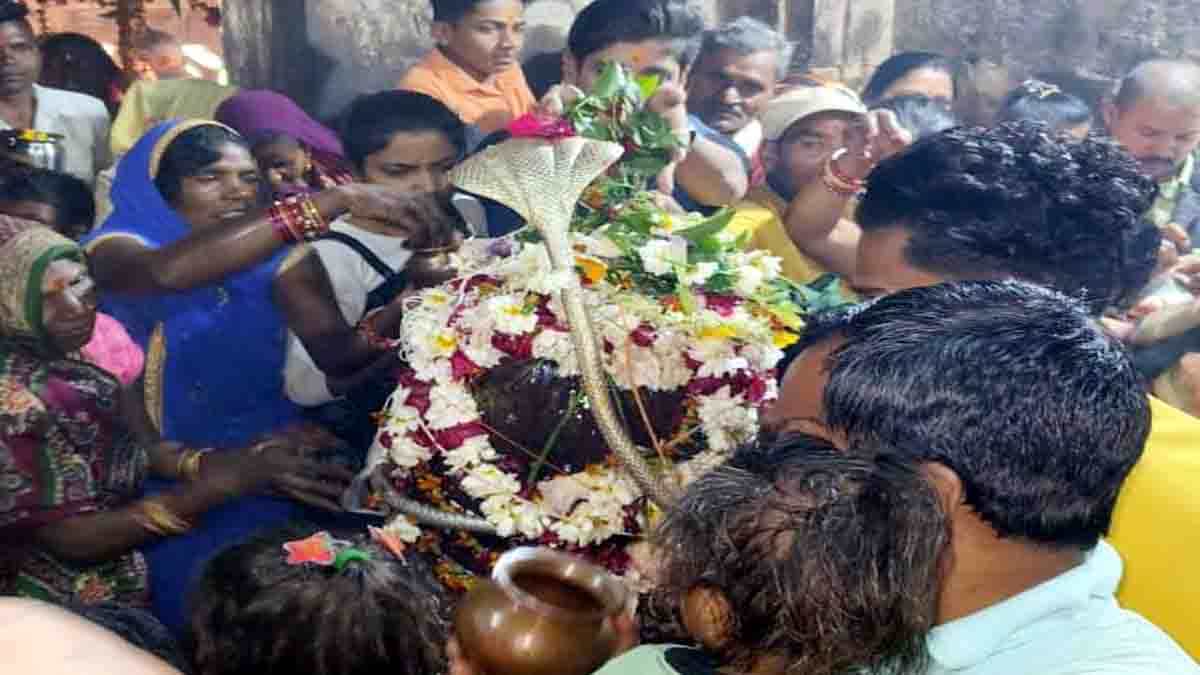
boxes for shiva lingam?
[453,547,629,675]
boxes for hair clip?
[283,531,372,571]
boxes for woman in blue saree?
[82,119,425,632]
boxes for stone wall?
[223,0,1200,119]
[893,0,1200,81]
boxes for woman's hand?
[335,184,458,241]
[210,438,354,511]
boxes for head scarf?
[82,119,300,447]
[215,90,354,194]
[0,215,83,346]
[214,89,344,157]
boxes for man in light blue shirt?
[923,540,1194,674]
[590,282,1198,675]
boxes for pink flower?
[630,324,656,347]
[435,422,489,449]
[492,332,534,359]
[451,350,483,379]
[507,113,576,140]
[703,294,742,317]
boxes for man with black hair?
[560,0,748,212]
[766,281,1197,674]
[0,1,110,184]
[770,122,1200,659]
[399,0,534,135]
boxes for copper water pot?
[453,547,629,675]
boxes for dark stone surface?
[894,0,1200,79]
[223,0,432,121]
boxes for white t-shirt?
[283,217,413,406]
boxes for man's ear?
[921,461,964,517]
[681,585,735,652]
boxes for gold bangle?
[177,448,213,482]
[134,498,193,537]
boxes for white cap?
[761,85,868,141]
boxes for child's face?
[435,0,526,80]
[252,136,311,195]
[567,39,686,92]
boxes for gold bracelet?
[176,448,214,482]
[133,498,193,537]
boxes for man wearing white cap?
[727,83,910,285]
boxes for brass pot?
[453,547,629,675]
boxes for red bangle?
[268,195,328,243]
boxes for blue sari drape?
[83,120,302,634]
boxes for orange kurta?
[398,48,536,135]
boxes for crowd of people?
[1,0,1199,673]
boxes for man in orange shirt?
[399,0,534,135]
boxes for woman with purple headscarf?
[216,90,354,197]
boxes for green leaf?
[636,74,662,102]
[675,208,733,243]
[592,62,623,98]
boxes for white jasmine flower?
[526,269,576,295]
[637,237,687,277]
[532,329,580,376]
[740,342,786,372]
[538,474,595,517]
[752,252,783,280]
[551,501,624,547]
[689,338,749,378]
[679,261,719,287]
[488,295,539,335]
[481,495,547,539]
[425,381,480,431]
[734,265,765,296]
[460,464,522,499]
[442,435,498,475]
[380,386,420,435]
[388,432,434,468]
[697,385,758,452]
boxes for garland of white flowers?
[373,229,792,548]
